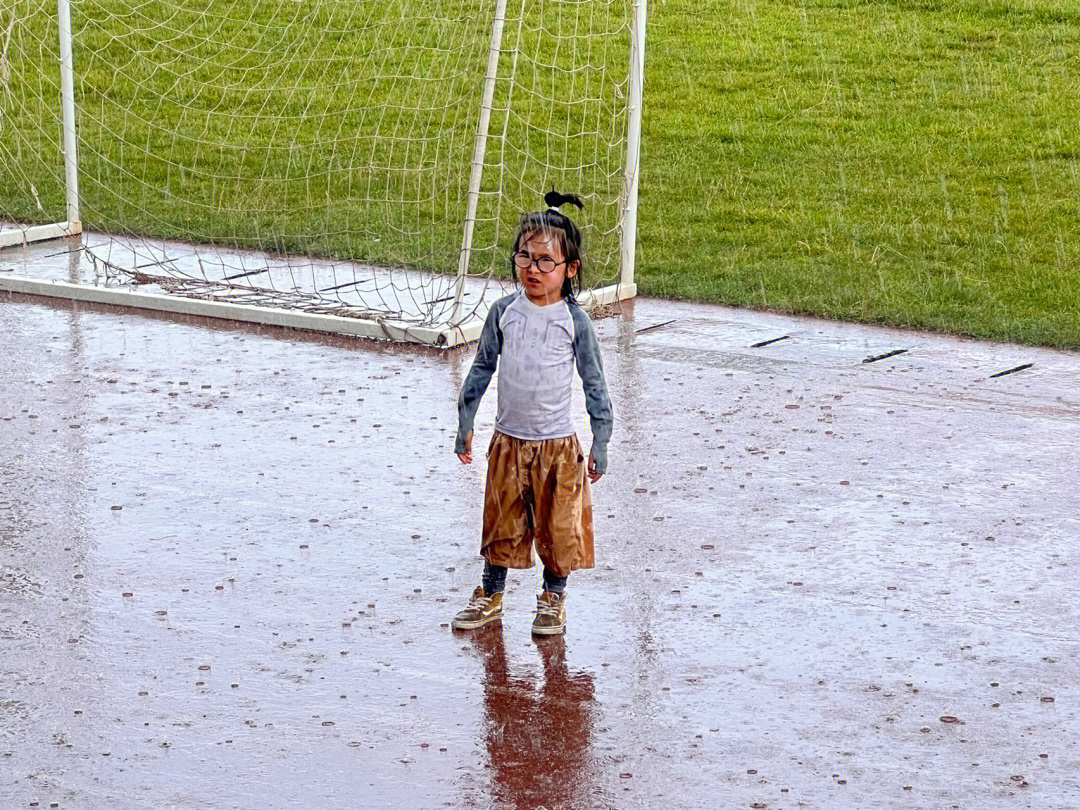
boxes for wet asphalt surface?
[2,253,1079,808]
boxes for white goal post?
[0,0,646,347]
[0,0,81,250]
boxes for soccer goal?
[0,0,645,346]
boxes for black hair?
[510,189,585,303]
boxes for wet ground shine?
[2,262,1079,808]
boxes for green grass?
[640,0,1080,347]
[2,0,1078,346]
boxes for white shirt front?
[495,291,577,442]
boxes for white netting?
[0,0,632,331]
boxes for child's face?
[515,231,579,305]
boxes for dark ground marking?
[224,268,272,281]
[634,319,678,334]
[863,349,908,364]
[989,363,1034,379]
[751,335,791,348]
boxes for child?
[452,190,613,636]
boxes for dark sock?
[482,561,508,596]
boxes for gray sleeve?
[455,301,504,454]
[571,306,613,474]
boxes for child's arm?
[571,309,613,478]
[455,302,504,463]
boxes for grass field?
[641,0,1080,347]
[2,0,1078,347]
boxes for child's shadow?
[463,625,597,810]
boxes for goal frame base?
[0,220,82,249]
[0,245,635,348]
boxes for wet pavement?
[2,254,1080,808]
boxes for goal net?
[0,0,643,345]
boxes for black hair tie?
[544,189,585,212]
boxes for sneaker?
[451,587,503,631]
[531,591,567,636]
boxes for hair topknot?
[544,189,584,211]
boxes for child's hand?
[588,453,602,484]
[458,430,474,464]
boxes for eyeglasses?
[513,251,566,274]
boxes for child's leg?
[481,433,537,570]
[529,436,593,636]
[452,434,536,631]
[531,435,594,584]
[542,567,567,594]
[483,561,509,595]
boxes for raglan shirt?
[455,291,613,473]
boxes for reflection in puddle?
[464,626,597,810]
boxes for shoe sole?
[450,613,503,631]
[530,622,565,636]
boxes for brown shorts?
[481,432,594,578]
